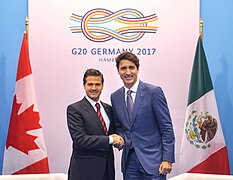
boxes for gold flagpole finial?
[25,16,29,41]
[200,18,203,39]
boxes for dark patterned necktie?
[126,90,134,122]
[95,103,108,135]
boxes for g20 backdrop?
[5,0,200,179]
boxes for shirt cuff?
[109,135,114,144]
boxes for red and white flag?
[3,32,49,174]
[179,36,230,174]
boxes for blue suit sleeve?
[152,87,175,163]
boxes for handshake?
[110,134,125,150]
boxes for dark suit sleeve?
[67,105,110,151]
[152,87,175,163]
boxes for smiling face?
[118,59,139,89]
[83,76,103,102]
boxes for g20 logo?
[69,8,158,42]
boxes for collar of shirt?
[85,95,101,110]
[124,79,139,102]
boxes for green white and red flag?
[179,36,230,174]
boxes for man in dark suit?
[67,68,124,180]
[111,52,175,180]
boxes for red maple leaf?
[6,96,42,155]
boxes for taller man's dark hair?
[83,68,104,84]
[115,52,140,70]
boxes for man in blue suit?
[111,52,175,180]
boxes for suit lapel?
[131,81,146,128]
[82,97,106,135]
[101,102,111,120]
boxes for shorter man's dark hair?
[83,68,104,84]
[115,52,140,70]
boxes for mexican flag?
[3,32,49,174]
[179,35,230,174]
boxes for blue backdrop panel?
[201,0,233,174]
[0,0,27,174]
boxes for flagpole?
[25,16,29,41]
[200,17,203,39]
[199,0,203,39]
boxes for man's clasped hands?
[111,134,125,150]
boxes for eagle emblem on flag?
[185,111,218,149]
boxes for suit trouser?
[123,148,166,180]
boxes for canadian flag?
[3,32,49,174]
